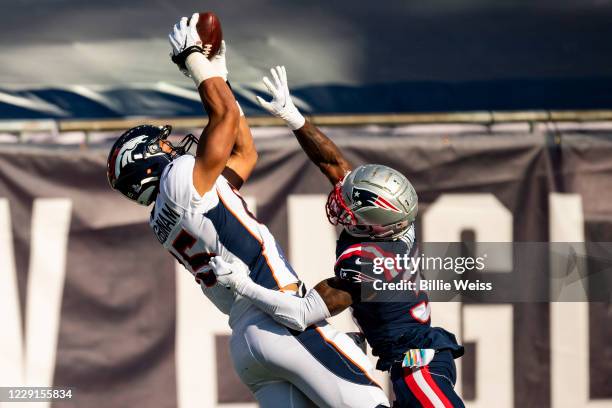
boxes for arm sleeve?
[234,278,331,331]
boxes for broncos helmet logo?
[352,187,401,213]
[113,135,149,180]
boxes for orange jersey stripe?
[314,326,382,389]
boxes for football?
[193,11,223,59]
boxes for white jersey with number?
[149,155,299,323]
[149,155,389,408]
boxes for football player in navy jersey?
[210,66,465,407]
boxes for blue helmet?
[107,124,197,206]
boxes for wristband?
[286,114,305,130]
[282,107,305,130]
[186,52,221,87]
[171,45,202,69]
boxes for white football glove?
[209,256,249,290]
[256,66,305,130]
[168,13,202,57]
[168,13,202,78]
[168,14,228,83]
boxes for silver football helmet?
[325,164,418,239]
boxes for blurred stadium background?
[1,1,611,407]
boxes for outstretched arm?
[293,121,352,185]
[169,16,240,195]
[210,257,355,331]
[215,49,258,189]
[192,75,240,195]
[257,66,352,186]
[224,113,258,189]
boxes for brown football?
[193,12,223,60]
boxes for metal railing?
[2,110,612,143]
[54,110,612,131]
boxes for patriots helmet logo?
[352,187,401,213]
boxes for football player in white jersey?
[106,14,389,408]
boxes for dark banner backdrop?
[0,129,611,408]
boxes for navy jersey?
[334,226,463,371]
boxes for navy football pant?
[390,350,464,408]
